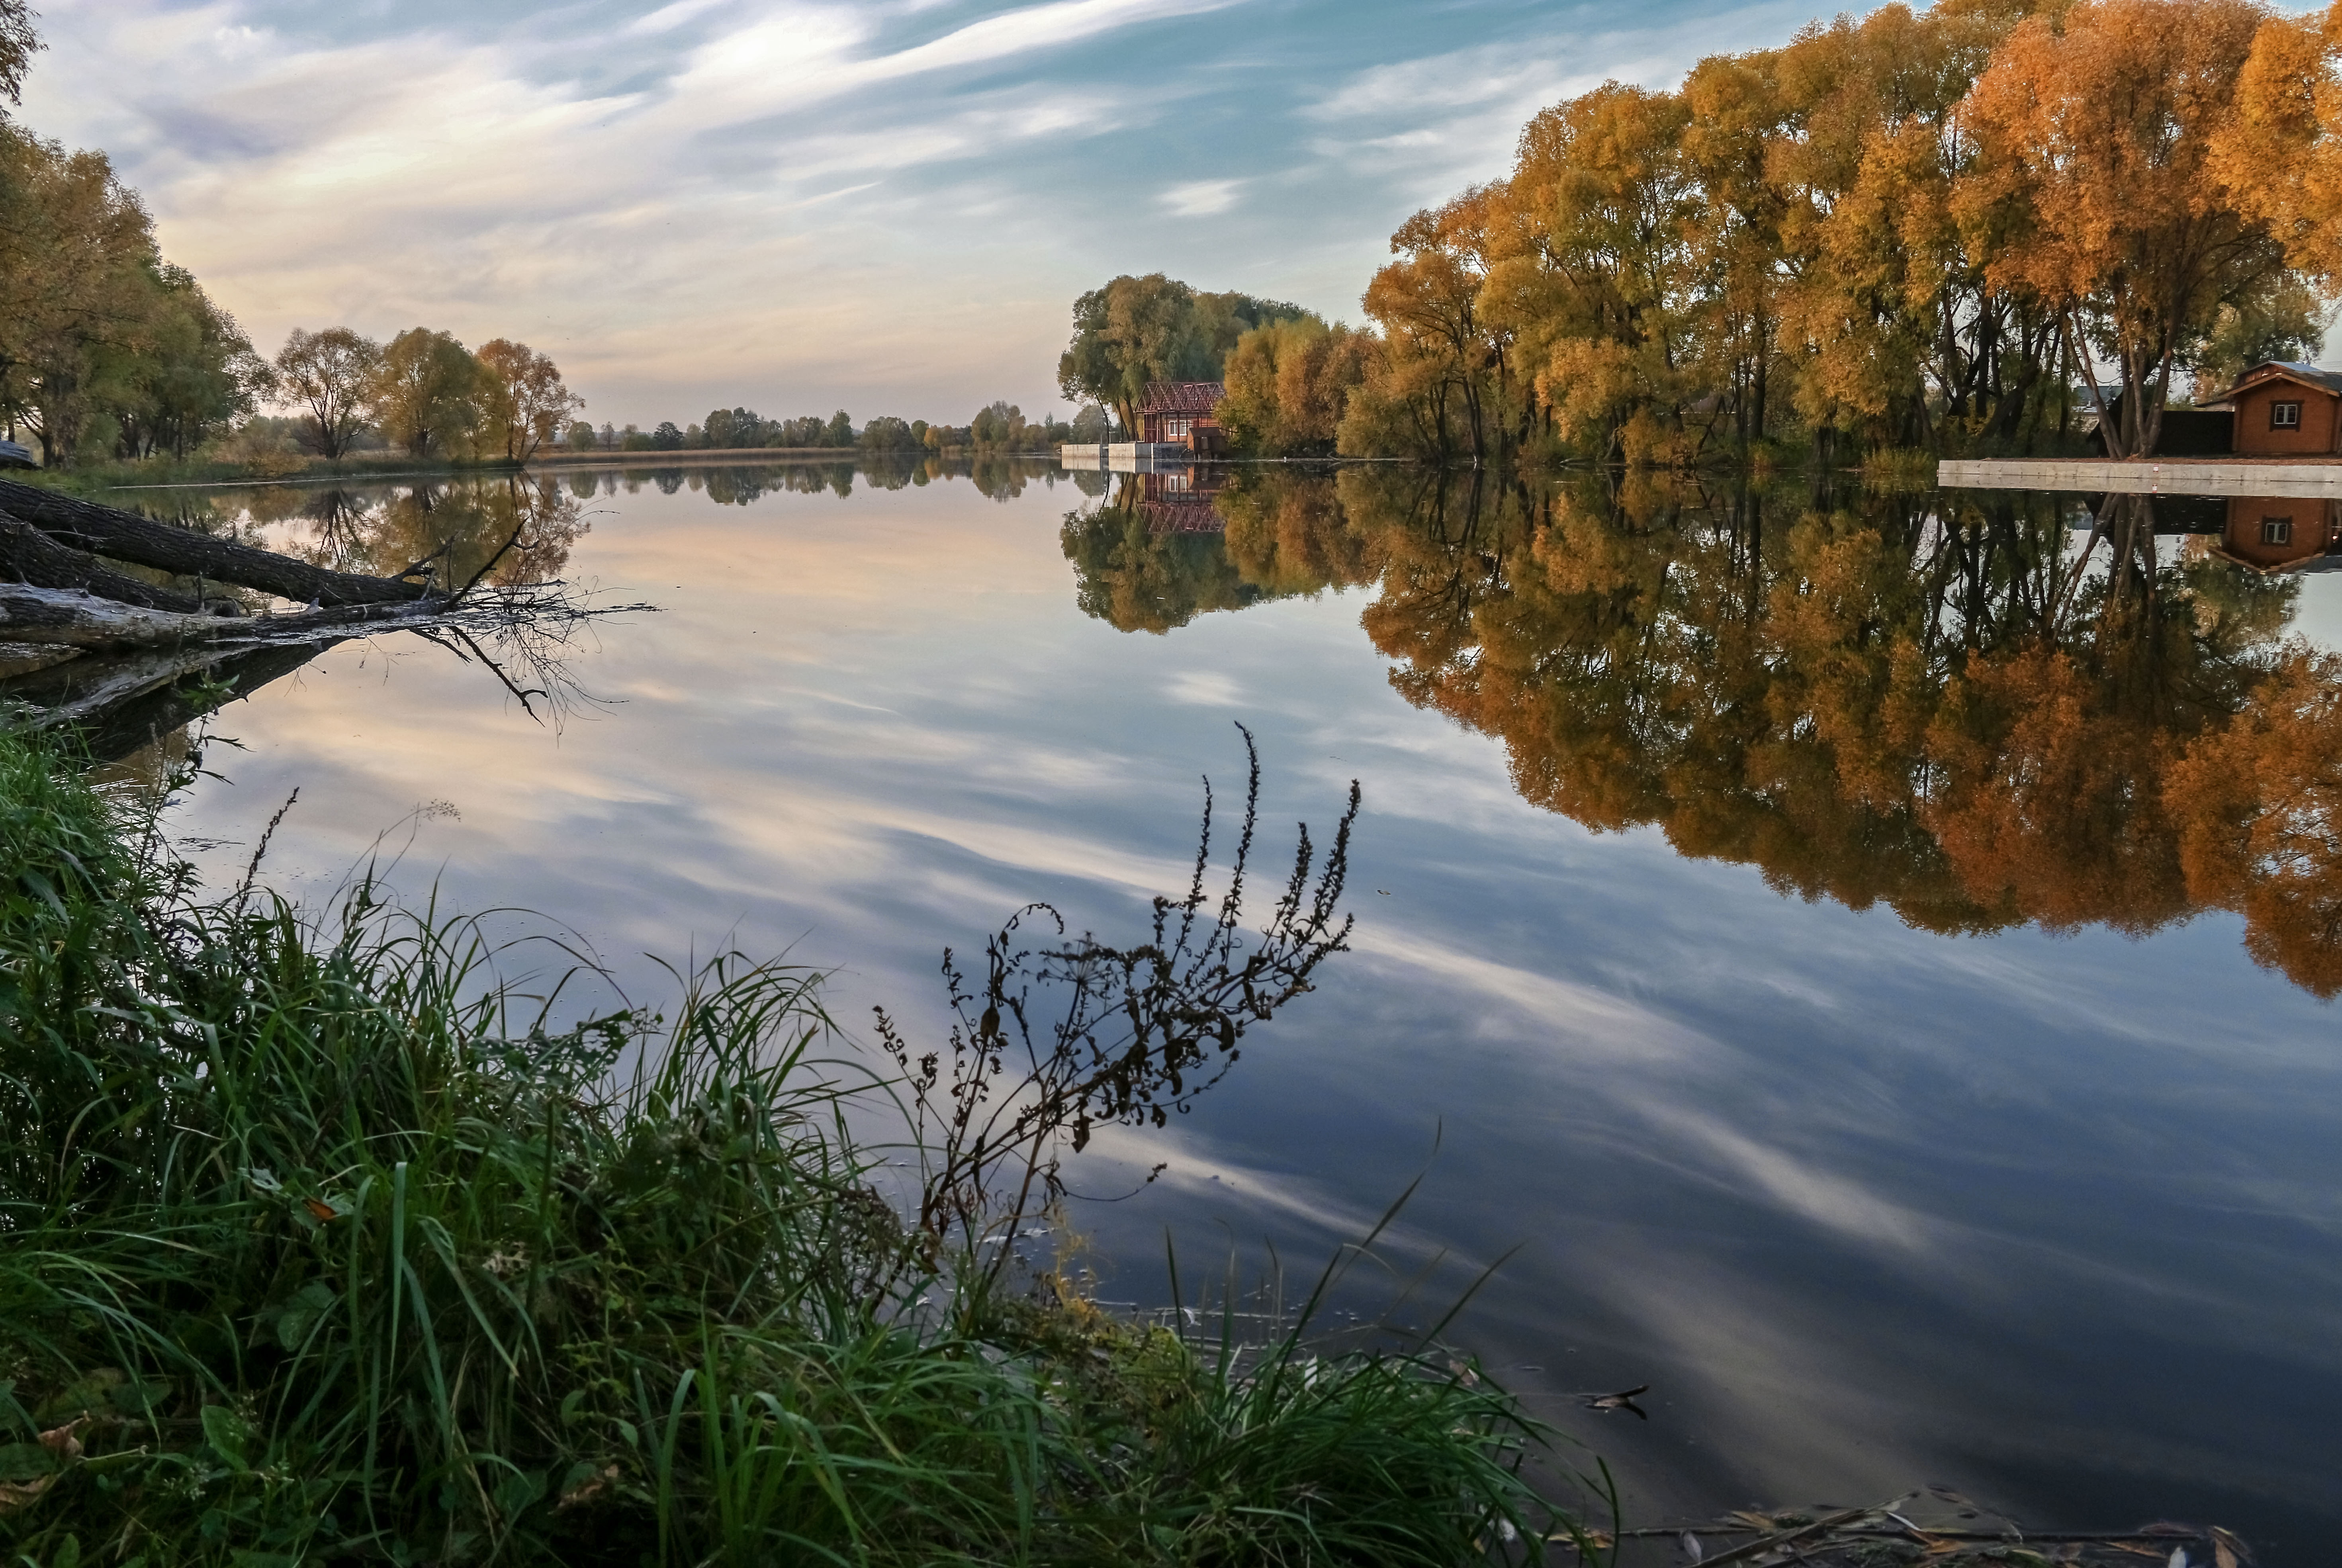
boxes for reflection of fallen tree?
[1593,1488,2250,1566]
[0,480,644,761]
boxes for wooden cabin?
[2215,496,2342,573]
[1137,381,1228,456]
[2208,362,2342,456]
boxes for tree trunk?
[0,513,239,615]
[0,583,432,649]
[0,481,432,606]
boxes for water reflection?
[119,463,2342,1554]
[1066,469,2342,996]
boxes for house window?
[2262,516,2294,546]
[2272,401,2303,430]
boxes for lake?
[99,460,2342,1560]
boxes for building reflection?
[2215,496,2342,574]
[1137,466,1229,534]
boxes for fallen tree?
[0,480,648,758]
[0,480,434,607]
[0,515,236,615]
[0,582,432,650]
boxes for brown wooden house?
[2209,362,2342,456]
[2215,496,2342,573]
[1138,381,1228,455]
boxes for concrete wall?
[1939,458,2342,497]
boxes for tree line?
[272,327,583,464]
[0,5,587,471]
[563,400,1113,457]
[1064,0,2342,466]
[0,10,265,466]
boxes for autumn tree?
[1479,86,1694,463]
[1347,189,1516,463]
[0,0,38,111]
[1058,275,1308,434]
[475,338,581,464]
[1959,0,2295,457]
[370,328,485,458]
[0,126,165,463]
[273,327,381,459]
[1217,315,1374,455]
[2167,648,2342,995]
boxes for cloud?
[1159,178,1242,215]
[16,0,1832,423]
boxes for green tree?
[274,327,381,460]
[369,328,485,458]
[1219,316,1373,455]
[108,263,268,459]
[1057,274,1309,435]
[860,415,919,451]
[0,125,161,464]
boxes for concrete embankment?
[1941,458,2342,496]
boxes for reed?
[0,727,1566,1566]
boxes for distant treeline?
[569,399,1113,457]
[1066,0,2342,466]
[0,0,1107,476]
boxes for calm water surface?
[112,462,2342,1560]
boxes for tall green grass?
[0,730,1566,1566]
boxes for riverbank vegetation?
[0,718,1579,1566]
[1065,0,2342,468]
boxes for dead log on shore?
[0,638,341,765]
[0,583,430,650]
[0,513,241,615]
[0,479,433,607]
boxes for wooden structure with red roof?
[1137,381,1229,456]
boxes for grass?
[0,727,1569,1566]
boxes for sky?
[22,0,1827,429]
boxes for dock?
[1939,458,2342,496]
[1060,443,1194,471]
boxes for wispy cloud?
[19,0,1825,422]
[1159,178,1242,216]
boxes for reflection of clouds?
[1163,669,1243,707]
[157,472,2342,1537]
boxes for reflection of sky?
[26,0,1814,426]
[161,472,2342,1556]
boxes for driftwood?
[0,583,430,650]
[0,513,237,615]
[0,479,652,760]
[0,638,338,763]
[0,479,431,607]
[1573,1490,2253,1567]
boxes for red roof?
[1138,380,1225,415]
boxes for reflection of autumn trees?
[1072,467,2342,994]
[196,477,589,591]
[1058,470,1378,635]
